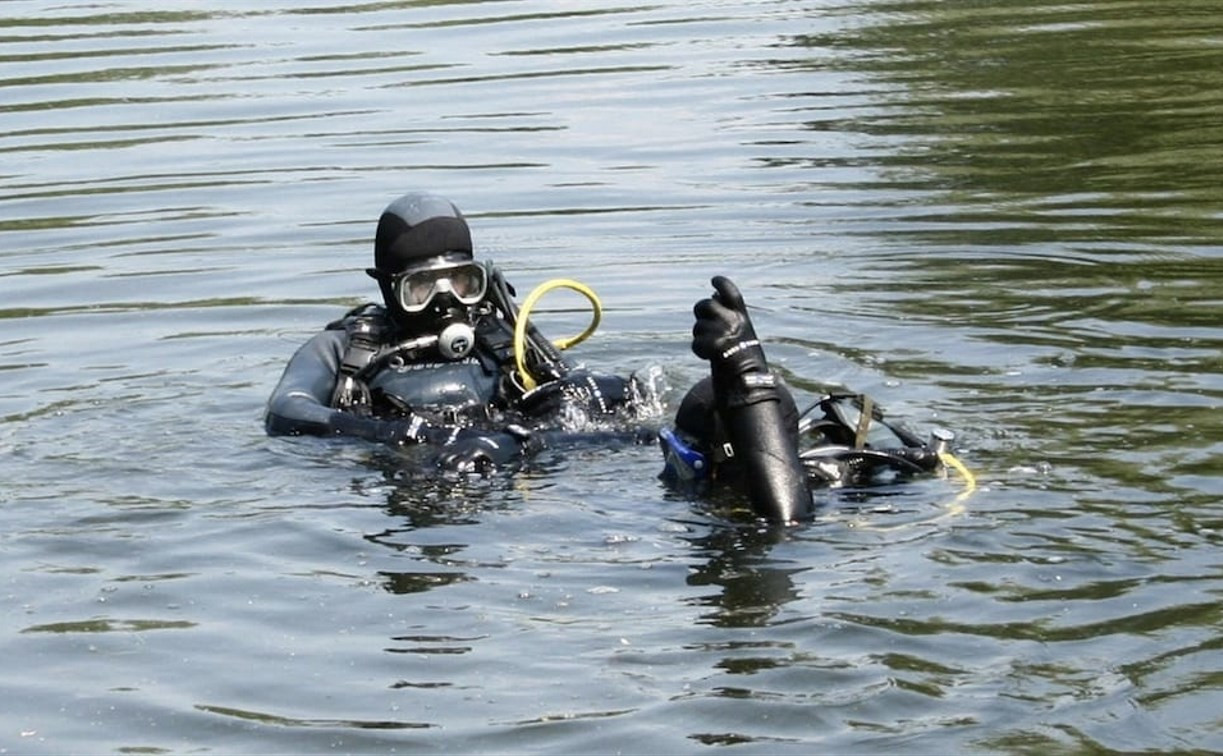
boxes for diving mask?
[391,260,488,313]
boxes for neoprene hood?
[369,193,475,329]
[373,193,473,275]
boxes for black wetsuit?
[265,304,647,462]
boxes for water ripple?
[2,1,1221,753]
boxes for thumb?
[711,276,745,312]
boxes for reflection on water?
[1,0,1221,753]
[780,0,1223,518]
[685,526,804,629]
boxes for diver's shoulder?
[325,302,388,331]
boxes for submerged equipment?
[661,387,977,521]
[797,394,977,513]
[930,427,976,514]
[796,393,941,485]
[663,385,971,490]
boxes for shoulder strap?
[329,305,392,412]
[326,302,380,331]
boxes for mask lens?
[448,265,486,302]
[395,263,486,312]
[404,274,438,308]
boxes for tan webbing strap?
[853,395,874,449]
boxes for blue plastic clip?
[659,427,708,481]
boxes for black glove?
[692,276,775,407]
[350,412,475,448]
[376,413,441,446]
[328,411,433,445]
[516,370,631,419]
[434,433,511,473]
[369,410,532,473]
[433,428,531,474]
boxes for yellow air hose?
[937,449,977,516]
[835,449,977,532]
[513,278,603,391]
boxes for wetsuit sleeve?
[264,330,409,442]
[514,369,636,421]
[692,276,813,523]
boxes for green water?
[1,1,1220,752]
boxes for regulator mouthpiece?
[438,321,475,360]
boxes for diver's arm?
[433,425,654,474]
[265,330,344,436]
[264,330,416,443]
[692,277,813,523]
[514,369,637,420]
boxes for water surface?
[2,1,1221,753]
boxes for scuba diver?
[266,192,956,524]
[658,276,951,524]
[265,192,655,473]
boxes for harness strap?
[853,394,874,449]
[330,309,388,412]
[340,321,380,374]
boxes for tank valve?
[930,427,955,455]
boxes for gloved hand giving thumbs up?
[692,275,775,408]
